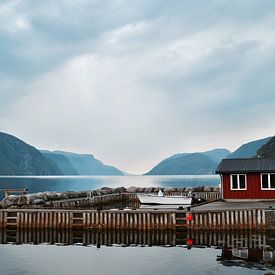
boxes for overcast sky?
[1,0,275,174]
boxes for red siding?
[222,173,275,200]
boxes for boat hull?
[137,193,192,205]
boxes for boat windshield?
[158,190,164,197]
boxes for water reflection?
[189,230,275,270]
[0,228,274,269]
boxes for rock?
[144,188,152,193]
[127,187,138,193]
[114,187,126,193]
[77,191,89,197]
[26,194,45,204]
[99,189,109,195]
[64,191,77,199]
[101,187,112,191]
[185,186,194,192]
[2,195,20,207]
[177,187,186,192]
[193,186,200,192]
[91,190,101,196]
[17,195,28,206]
[45,192,61,201]
[32,199,46,205]
[204,186,212,192]
[146,187,154,193]
[164,188,175,193]
[137,188,145,193]
[213,186,220,192]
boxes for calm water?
[0,229,273,275]
[0,175,220,196]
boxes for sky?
[1,0,275,174]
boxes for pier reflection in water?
[0,228,274,269]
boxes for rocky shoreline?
[1,185,220,207]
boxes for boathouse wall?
[222,173,275,200]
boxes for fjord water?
[0,229,273,275]
[0,245,270,275]
[0,175,220,197]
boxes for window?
[230,174,246,190]
[261,174,275,190]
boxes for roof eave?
[216,170,275,174]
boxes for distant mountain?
[41,151,78,175]
[53,151,124,176]
[203,148,231,163]
[145,148,231,175]
[227,137,271,159]
[256,136,275,158]
[0,132,62,175]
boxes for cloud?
[1,0,275,173]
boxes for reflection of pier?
[0,228,182,247]
[189,230,273,249]
[0,228,274,248]
[1,227,274,266]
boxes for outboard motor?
[191,193,196,205]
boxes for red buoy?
[186,238,193,246]
[187,213,193,221]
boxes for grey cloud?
[1,0,275,78]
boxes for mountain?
[0,132,62,175]
[203,148,231,163]
[256,136,275,158]
[145,148,231,175]
[53,151,124,175]
[41,151,78,175]
[227,137,272,159]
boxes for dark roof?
[216,158,275,174]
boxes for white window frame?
[261,173,275,190]
[230,174,247,190]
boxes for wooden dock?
[0,187,274,231]
[0,208,186,231]
[0,202,274,231]
[188,201,275,230]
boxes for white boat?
[137,190,192,205]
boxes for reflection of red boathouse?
[216,158,275,201]
[220,247,275,265]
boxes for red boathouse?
[216,158,275,201]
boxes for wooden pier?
[0,204,274,231]
[0,187,274,231]
[188,209,267,230]
[189,201,275,230]
[0,208,185,231]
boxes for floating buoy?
[187,213,193,221]
[186,238,193,246]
